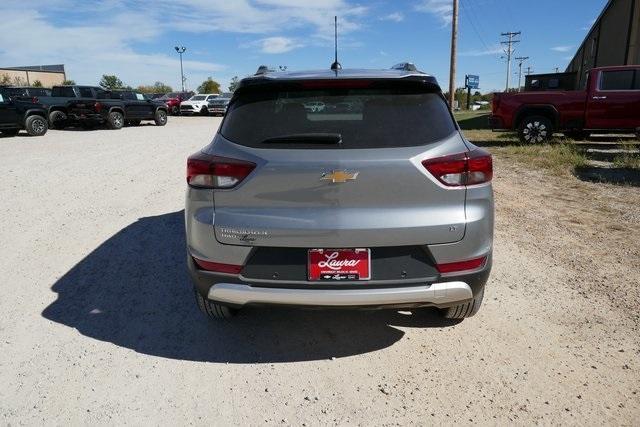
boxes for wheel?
[154,110,168,126]
[106,111,124,130]
[49,111,67,129]
[194,289,237,320]
[440,287,484,319]
[564,131,589,140]
[171,105,180,116]
[25,115,48,136]
[200,106,209,116]
[127,120,141,126]
[519,115,553,144]
[1,128,20,136]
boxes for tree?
[0,73,11,85]
[228,76,240,92]
[197,77,221,94]
[137,81,173,94]
[99,74,125,90]
[62,79,76,85]
[32,80,43,87]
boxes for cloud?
[414,0,452,25]
[254,37,303,54]
[460,46,503,57]
[0,0,368,88]
[380,12,404,22]
[551,45,573,52]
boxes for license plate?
[308,248,371,281]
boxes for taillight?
[192,257,243,274]
[94,102,103,113]
[422,149,492,187]
[187,152,256,189]
[436,256,487,274]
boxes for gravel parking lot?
[1,117,638,424]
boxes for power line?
[501,31,521,92]
[459,0,491,52]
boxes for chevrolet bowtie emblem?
[321,170,359,183]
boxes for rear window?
[600,70,635,90]
[221,87,455,149]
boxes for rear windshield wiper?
[260,133,342,145]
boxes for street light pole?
[174,46,186,92]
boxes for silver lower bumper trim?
[208,282,472,307]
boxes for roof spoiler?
[391,62,418,72]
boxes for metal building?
[0,64,66,87]
[566,0,640,89]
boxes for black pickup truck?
[37,85,111,128]
[0,88,49,136]
[66,90,168,129]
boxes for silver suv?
[186,66,493,320]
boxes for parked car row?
[0,85,170,136]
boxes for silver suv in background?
[186,66,494,321]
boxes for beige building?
[566,0,640,89]
[0,64,66,87]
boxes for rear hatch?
[207,79,469,248]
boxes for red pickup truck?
[490,65,640,143]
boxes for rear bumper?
[488,114,505,129]
[208,281,472,308]
[188,255,490,309]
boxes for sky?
[0,0,607,93]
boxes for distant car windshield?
[221,86,455,149]
[190,95,207,101]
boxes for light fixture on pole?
[174,46,187,92]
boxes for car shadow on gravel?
[42,211,459,363]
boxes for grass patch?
[454,111,490,130]
[492,144,589,175]
[612,152,640,169]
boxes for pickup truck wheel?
[49,111,67,129]
[440,287,484,319]
[194,289,237,320]
[25,115,48,136]
[154,110,168,126]
[107,111,124,130]
[519,116,552,144]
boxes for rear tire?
[195,289,237,320]
[106,111,124,130]
[518,116,552,144]
[25,115,48,136]
[440,287,484,319]
[154,109,168,126]
[49,111,67,129]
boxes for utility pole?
[515,56,529,92]
[174,46,187,92]
[554,67,560,73]
[525,66,533,76]
[501,31,521,92]
[448,0,459,111]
